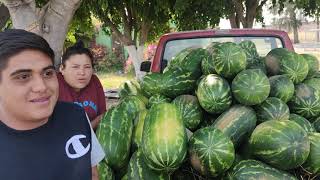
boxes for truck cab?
[141,29,294,73]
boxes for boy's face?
[0,49,59,130]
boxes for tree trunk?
[229,13,240,28]
[317,15,319,42]
[1,0,82,65]
[290,10,299,44]
[125,45,146,80]
[0,3,10,29]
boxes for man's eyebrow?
[10,65,55,77]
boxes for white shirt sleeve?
[85,113,105,167]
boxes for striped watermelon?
[231,160,297,179]
[249,120,310,170]
[196,74,232,114]
[254,97,290,123]
[246,56,267,74]
[232,69,270,105]
[290,113,315,133]
[212,105,257,147]
[147,94,171,108]
[289,83,320,120]
[301,54,319,78]
[313,117,320,132]
[96,102,133,170]
[119,80,142,98]
[127,150,170,180]
[120,95,146,118]
[98,160,115,180]
[172,95,203,131]
[142,103,187,172]
[265,48,289,75]
[201,42,220,75]
[212,42,247,79]
[140,73,163,97]
[132,110,148,149]
[304,77,320,91]
[189,127,235,177]
[239,40,259,67]
[302,132,320,174]
[269,75,294,102]
[161,67,198,98]
[164,47,208,78]
[266,50,309,84]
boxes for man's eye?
[85,66,92,69]
[72,66,79,69]
[15,74,31,81]
[43,69,56,78]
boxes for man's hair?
[0,29,55,77]
[60,40,94,67]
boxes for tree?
[271,2,302,43]
[1,0,82,64]
[89,0,174,79]
[0,3,10,29]
[295,0,320,41]
[224,0,268,28]
[172,0,224,30]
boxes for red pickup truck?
[141,29,294,72]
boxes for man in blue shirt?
[0,29,105,180]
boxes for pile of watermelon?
[97,41,320,180]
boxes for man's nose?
[31,76,47,92]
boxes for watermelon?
[96,102,134,170]
[232,69,270,105]
[189,127,235,177]
[127,150,170,180]
[301,54,319,78]
[119,80,142,98]
[266,50,309,84]
[290,113,315,133]
[254,97,290,123]
[147,94,171,108]
[269,75,294,102]
[265,48,289,75]
[289,83,320,120]
[212,105,257,147]
[246,56,267,74]
[164,47,208,78]
[120,95,146,118]
[98,160,115,180]
[231,160,298,179]
[196,74,232,114]
[212,42,247,79]
[304,77,320,91]
[132,110,148,149]
[313,117,320,132]
[172,95,203,131]
[239,40,259,67]
[249,120,310,170]
[141,103,187,172]
[161,67,198,98]
[140,73,163,97]
[201,42,220,75]
[302,133,320,174]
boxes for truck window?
[163,37,283,64]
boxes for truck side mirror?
[140,61,151,72]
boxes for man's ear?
[59,64,64,72]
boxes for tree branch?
[0,3,10,29]
[103,16,133,46]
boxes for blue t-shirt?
[0,102,97,180]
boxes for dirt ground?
[106,98,119,110]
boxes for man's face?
[0,50,59,130]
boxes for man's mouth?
[30,96,50,103]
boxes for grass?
[96,72,135,90]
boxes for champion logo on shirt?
[74,100,97,112]
[65,134,91,159]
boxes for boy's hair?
[0,29,55,76]
[60,40,94,67]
